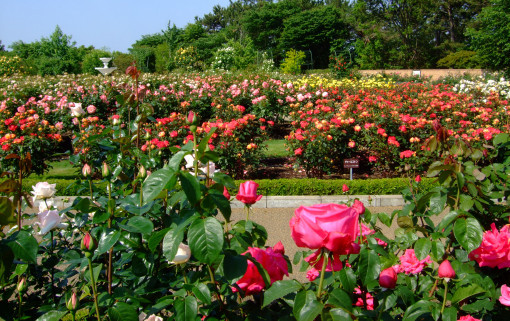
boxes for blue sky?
[0,0,232,53]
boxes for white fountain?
[95,57,117,76]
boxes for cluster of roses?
[286,82,509,175]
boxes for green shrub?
[81,49,112,75]
[235,177,437,196]
[437,50,481,69]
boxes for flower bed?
[1,68,510,320]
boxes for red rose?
[290,203,359,255]
[236,181,262,205]
[438,260,455,280]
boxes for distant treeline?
[1,0,509,76]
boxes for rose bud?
[138,165,147,179]
[82,164,92,178]
[170,243,191,264]
[236,181,263,206]
[223,186,231,200]
[379,267,397,289]
[438,260,455,281]
[102,162,111,178]
[66,291,78,311]
[342,184,349,193]
[81,232,97,257]
[415,175,422,183]
[17,276,27,293]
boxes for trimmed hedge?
[21,177,437,197]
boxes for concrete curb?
[34,195,405,210]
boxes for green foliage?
[81,49,112,75]
[280,49,306,74]
[467,0,510,75]
[437,50,481,69]
[129,46,156,73]
[111,51,135,73]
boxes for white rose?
[31,182,57,200]
[139,313,163,321]
[170,243,191,264]
[69,103,85,117]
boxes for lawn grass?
[264,139,289,158]
[30,159,77,180]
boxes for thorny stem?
[245,205,251,221]
[17,164,22,231]
[17,293,22,321]
[107,181,113,294]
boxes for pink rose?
[236,181,263,205]
[304,249,343,272]
[499,284,510,306]
[469,223,510,268]
[342,184,349,193]
[393,249,431,274]
[87,105,96,114]
[223,187,231,200]
[290,203,359,255]
[234,243,288,296]
[352,199,365,215]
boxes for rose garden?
[1,68,510,321]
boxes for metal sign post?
[343,158,359,180]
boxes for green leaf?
[142,167,176,204]
[493,133,509,145]
[472,168,486,181]
[179,171,201,205]
[192,283,212,305]
[174,296,198,321]
[7,231,38,263]
[403,300,438,321]
[326,288,352,311]
[293,290,323,321]
[451,284,485,304]
[35,310,68,321]
[223,253,248,283]
[188,217,223,265]
[0,196,15,226]
[459,194,474,212]
[430,240,445,262]
[169,150,187,171]
[209,189,231,222]
[162,226,184,263]
[414,238,431,261]
[338,268,356,294]
[442,307,457,321]
[212,172,236,189]
[397,216,413,229]
[108,302,138,321]
[430,192,447,214]
[97,230,121,255]
[436,210,459,233]
[0,244,14,285]
[378,212,392,227]
[358,249,381,287]
[263,280,302,308]
[125,216,154,234]
[329,308,352,321]
[453,217,483,253]
[148,228,170,253]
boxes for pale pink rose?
[393,249,431,274]
[69,103,85,117]
[55,122,64,130]
[86,105,96,114]
[44,107,51,114]
[499,284,510,306]
[31,182,57,200]
[35,210,67,235]
[17,106,25,113]
[72,118,79,126]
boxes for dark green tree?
[279,5,353,68]
[467,0,510,74]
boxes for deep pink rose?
[438,260,455,280]
[379,267,397,289]
[458,315,481,321]
[223,187,231,200]
[290,203,359,255]
[305,249,343,272]
[234,244,288,296]
[499,284,510,306]
[393,249,431,275]
[353,287,374,310]
[236,181,262,205]
[469,223,510,268]
[342,184,349,193]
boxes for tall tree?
[467,0,510,74]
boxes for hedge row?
[22,177,437,197]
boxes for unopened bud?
[17,276,27,293]
[102,162,111,178]
[138,165,147,179]
[82,164,92,178]
[66,291,78,311]
[81,232,97,257]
